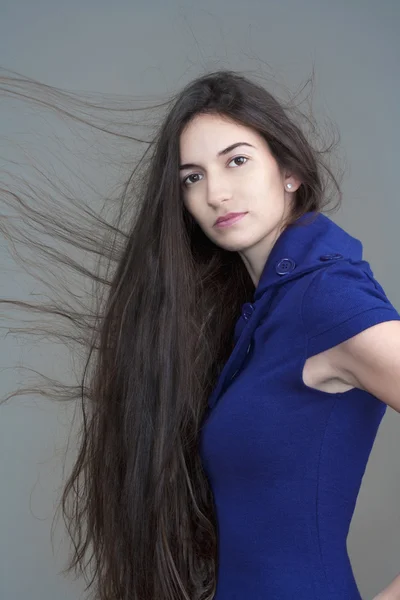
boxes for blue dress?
[199,212,400,599]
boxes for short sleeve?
[301,259,400,359]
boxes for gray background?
[0,1,399,599]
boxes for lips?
[215,212,247,226]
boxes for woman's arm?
[373,572,400,600]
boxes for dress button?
[242,302,255,321]
[319,253,343,261]
[275,258,296,275]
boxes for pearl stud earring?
[286,183,293,190]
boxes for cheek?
[183,198,196,221]
[183,193,205,222]
[182,193,195,215]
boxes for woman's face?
[179,112,301,285]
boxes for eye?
[181,156,248,188]
[182,173,203,187]
[228,155,248,167]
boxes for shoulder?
[301,258,400,359]
[302,258,393,325]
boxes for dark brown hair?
[0,68,343,600]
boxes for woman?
[1,69,399,599]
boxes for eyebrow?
[179,142,255,171]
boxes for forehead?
[180,113,261,154]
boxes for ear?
[284,174,302,192]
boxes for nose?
[206,175,233,207]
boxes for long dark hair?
[0,67,343,599]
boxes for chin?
[217,239,253,252]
